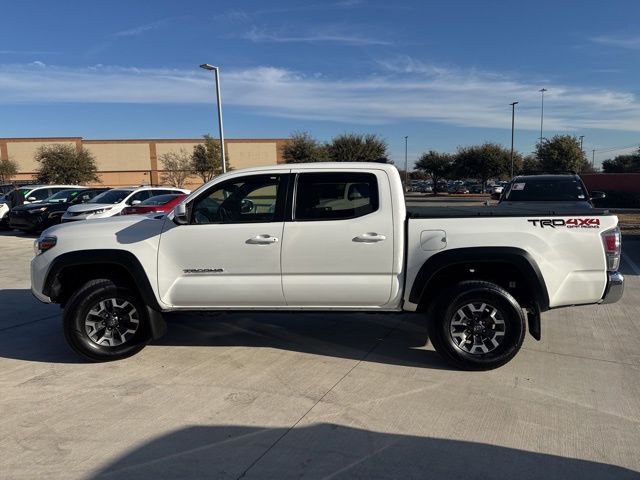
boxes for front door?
[157,173,289,308]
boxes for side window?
[128,191,152,204]
[294,172,379,221]
[30,189,51,201]
[191,175,283,224]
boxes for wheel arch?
[43,249,162,311]
[409,247,549,338]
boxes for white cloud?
[243,26,392,46]
[591,34,640,49]
[0,61,639,133]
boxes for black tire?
[428,281,526,371]
[63,279,150,362]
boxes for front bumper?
[600,272,624,304]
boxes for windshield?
[46,189,81,203]
[504,178,587,202]
[89,189,132,204]
[141,194,182,206]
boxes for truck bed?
[407,205,612,219]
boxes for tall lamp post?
[199,63,226,174]
[509,101,518,177]
[579,135,585,153]
[539,88,547,145]
[404,136,408,192]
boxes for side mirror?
[131,200,142,205]
[590,191,606,201]
[27,196,37,201]
[173,202,189,225]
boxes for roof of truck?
[223,162,399,176]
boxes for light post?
[579,135,584,153]
[539,88,547,145]
[199,63,226,174]
[509,101,518,177]
[404,136,408,192]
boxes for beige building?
[0,137,288,188]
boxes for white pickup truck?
[31,163,624,370]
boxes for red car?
[121,193,186,215]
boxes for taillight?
[601,226,621,272]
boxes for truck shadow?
[0,289,448,369]
[90,423,638,480]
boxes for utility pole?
[404,136,409,192]
[539,88,547,144]
[510,101,518,178]
[592,149,596,169]
[579,135,584,153]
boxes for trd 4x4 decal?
[528,218,600,229]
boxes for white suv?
[61,186,189,222]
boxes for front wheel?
[428,281,526,370]
[63,279,150,361]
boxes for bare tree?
[159,149,193,188]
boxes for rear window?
[504,178,587,202]
[294,172,379,221]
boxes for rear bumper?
[600,272,624,304]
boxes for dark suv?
[9,187,110,233]
[498,174,605,209]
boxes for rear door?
[281,170,395,307]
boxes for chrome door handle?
[247,234,279,245]
[353,232,386,243]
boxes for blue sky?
[1,0,639,168]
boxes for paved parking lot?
[1,229,639,479]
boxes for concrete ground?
[1,229,639,480]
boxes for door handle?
[353,232,386,243]
[247,234,279,245]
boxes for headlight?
[29,207,48,213]
[92,207,112,215]
[34,236,57,255]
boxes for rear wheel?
[63,279,150,361]
[428,281,526,370]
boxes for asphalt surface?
[1,227,639,480]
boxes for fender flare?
[409,247,550,313]
[43,249,163,312]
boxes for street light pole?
[509,101,518,177]
[539,88,547,145]
[199,63,226,174]
[592,149,596,169]
[579,135,584,153]
[404,136,408,192]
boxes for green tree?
[35,144,100,184]
[520,155,541,174]
[191,134,230,183]
[535,135,592,173]
[454,142,515,189]
[415,150,453,193]
[283,131,328,163]
[601,148,640,173]
[0,158,18,183]
[159,149,193,188]
[326,133,388,163]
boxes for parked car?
[120,193,187,216]
[498,174,605,209]
[1,184,79,228]
[61,187,189,222]
[8,187,110,233]
[448,185,470,194]
[32,163,623,370]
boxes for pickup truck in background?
[30,163,624,370]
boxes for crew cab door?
[157,173,289,307]
[281,170,395,307]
